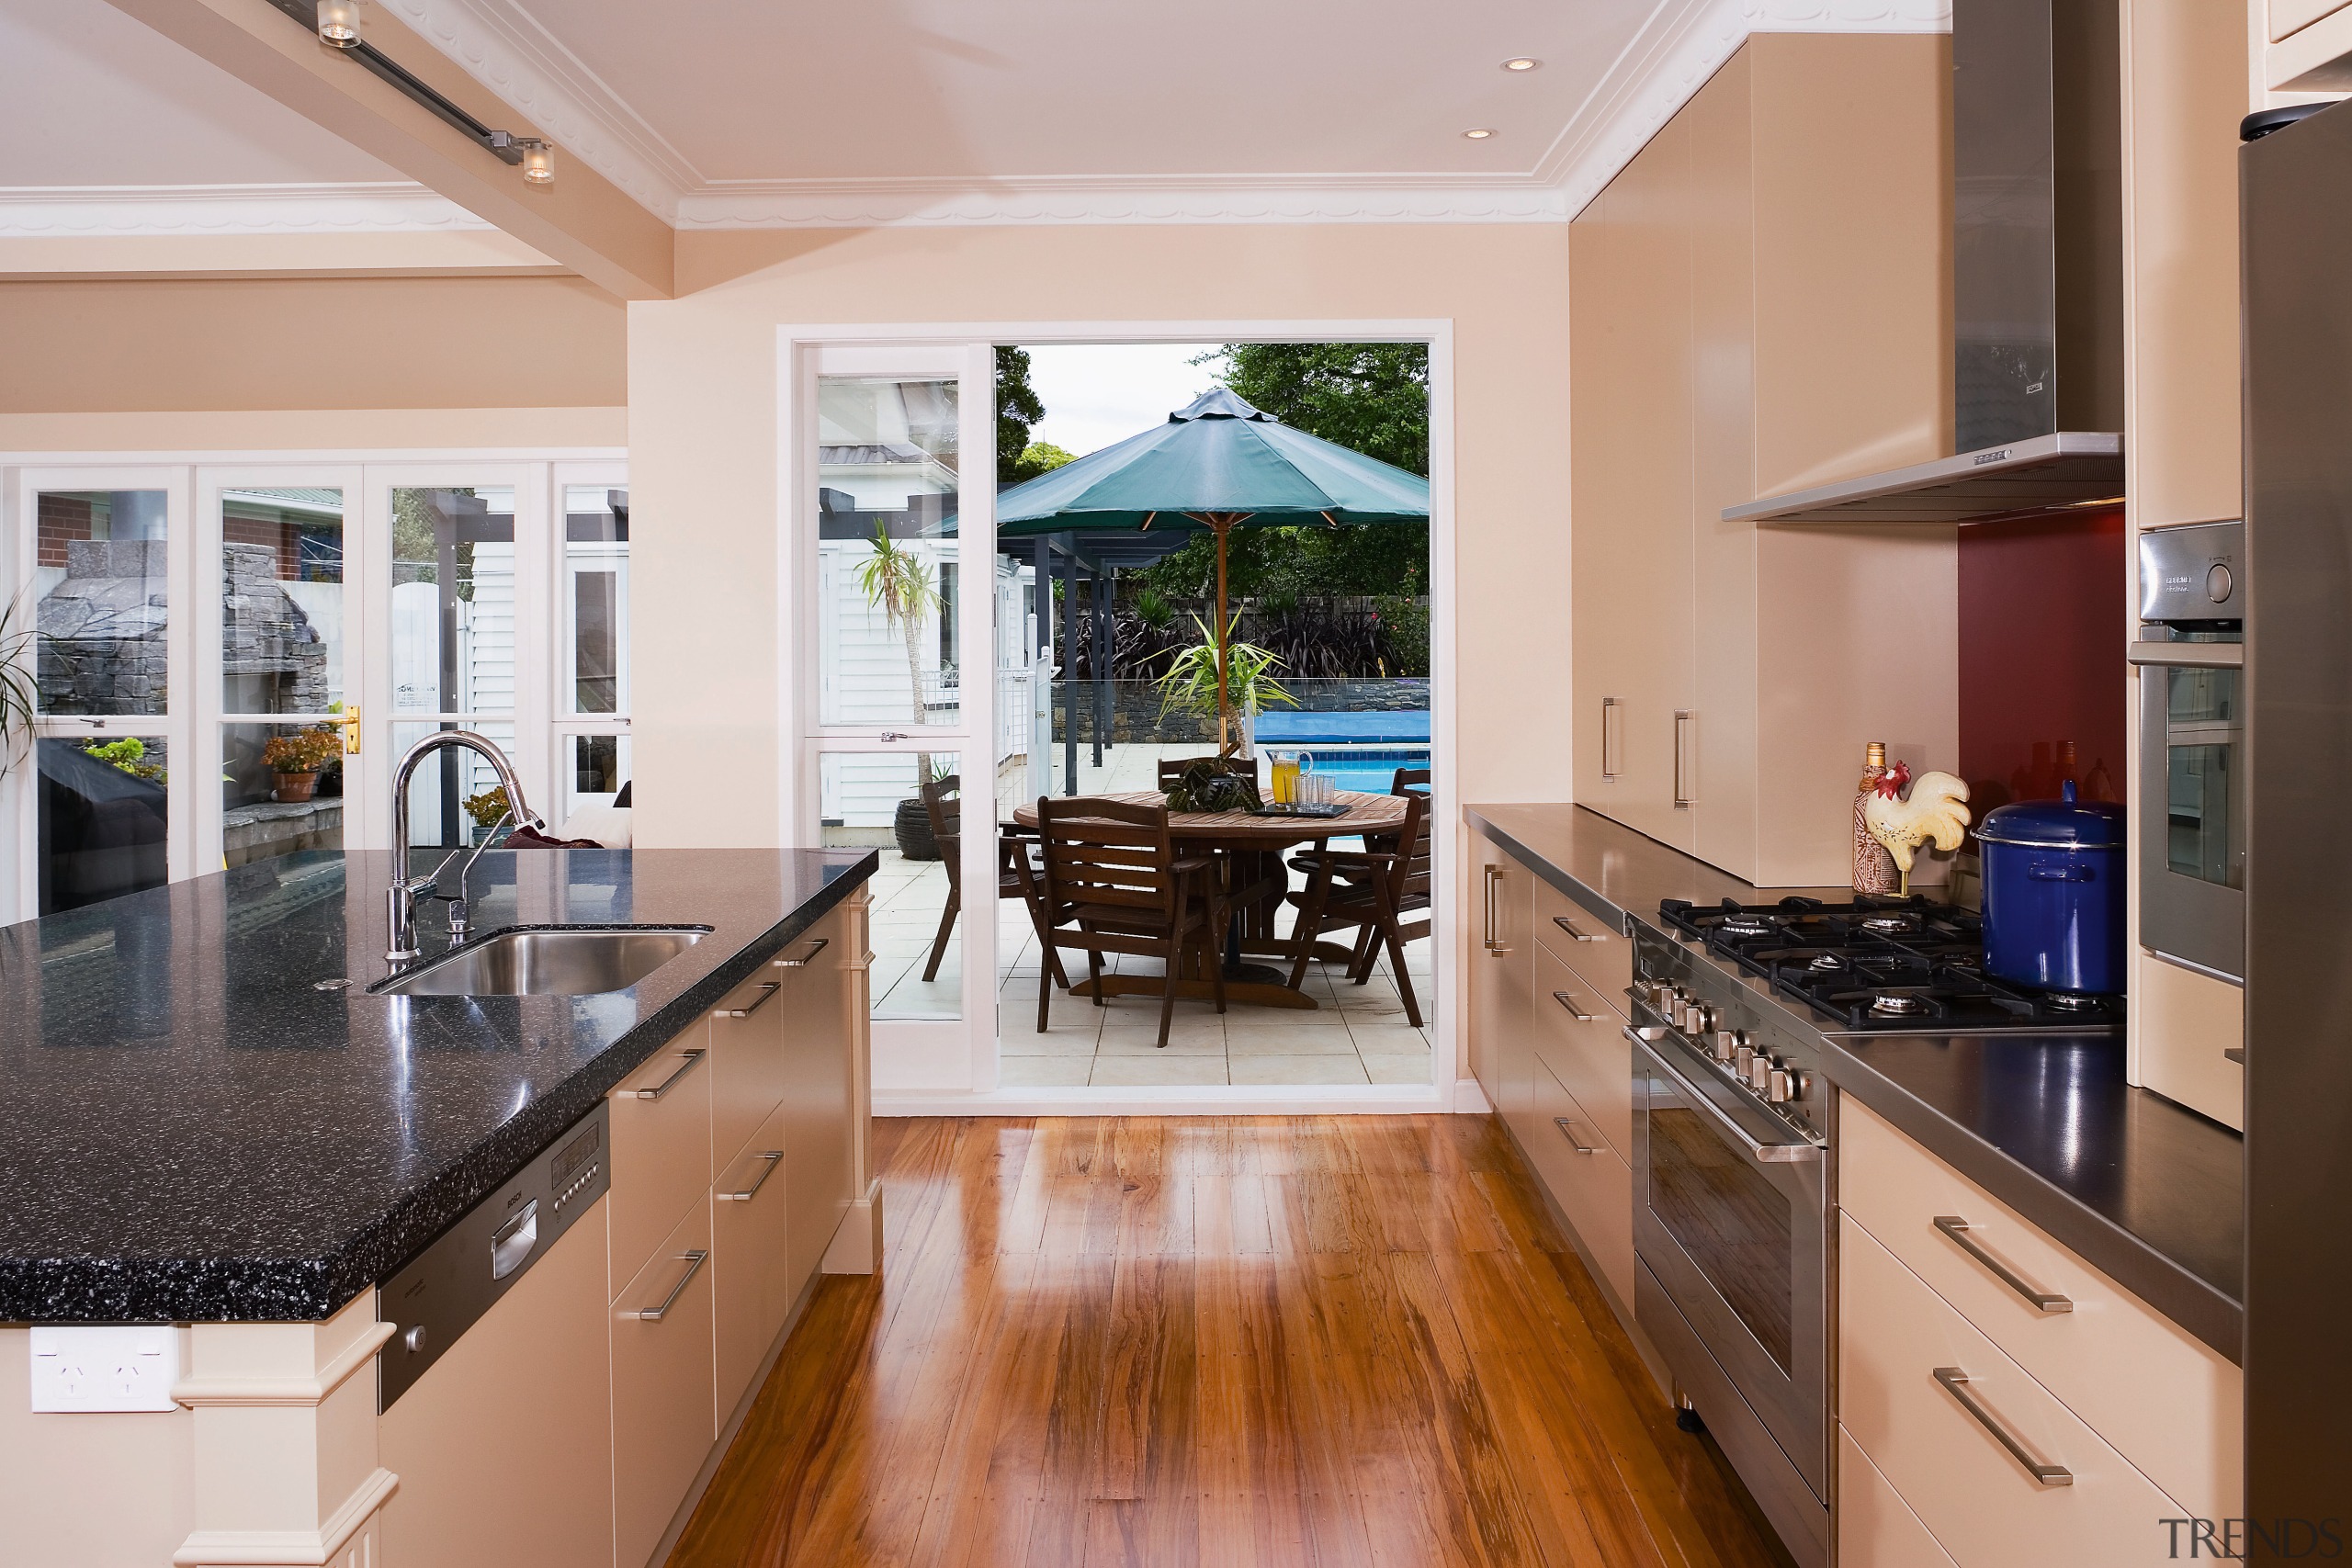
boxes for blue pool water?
[1295,748,1430,796]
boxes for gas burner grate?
[1657,894,2121,1032]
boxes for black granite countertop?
[0,847,875,1325]
[1466,803,2245,1362]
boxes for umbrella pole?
[1213,517,1233,756]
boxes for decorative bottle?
[1853,741,1899,895]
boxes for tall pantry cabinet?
[1570,36,1961,887]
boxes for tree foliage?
[995,346,1057,482]
[1135,343,1430,601]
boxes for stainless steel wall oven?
[2129,520,2245,982]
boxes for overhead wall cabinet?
[1570,35,1960,887]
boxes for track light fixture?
[267,0,555,186]
[315,0,361,48]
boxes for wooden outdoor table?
[1012,789,1408,1010]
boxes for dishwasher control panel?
[378,1102,611,1411]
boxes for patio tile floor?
[855,738,1438,1090]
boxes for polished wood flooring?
[669,1116,1790,1568]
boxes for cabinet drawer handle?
[1673,710,1696,807]
[1934,1216,2073,1313]
[720,982,782,1020]
[1552,914,1604,942]
[628,1250,709,1322]
[1932,1367,2072,1485]
[773,937,830,968]
[1600,696,1623,780]
[1555,1117,1597,1155]
[1553,989,1599,1022]
[630,1048,706,1100]
[1483,865,1501,953]
[718,1151,783,1202]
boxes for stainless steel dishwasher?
[378,1102,611,1410]
[376,1104,616,1568]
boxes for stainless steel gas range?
[1625,895,2125,1568]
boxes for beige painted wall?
[0,275,627,414]
[628,222,1574,853]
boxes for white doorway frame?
[776,320,1463,1116]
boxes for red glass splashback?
[1958,509,2129,814]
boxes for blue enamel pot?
[1975,781,2129,996]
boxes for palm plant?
[1154,613,1295,729]
[856,523,942,780]
[0,595,38,783]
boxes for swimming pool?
[1284,747,1430,796]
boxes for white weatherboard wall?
[627,222,1571,1094]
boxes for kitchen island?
[0,845,876,1568]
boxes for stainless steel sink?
[369,927,711,997]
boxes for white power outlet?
[28,1325,180,1413]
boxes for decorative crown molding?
[676,176,1574,230]
[1744,0,1949,26]
[0,183,495,238]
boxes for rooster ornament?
[1862,761,1972,895]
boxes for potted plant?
[1155,613,1296,754]
[462,784,513,844]
[262,728,340,804]
[856,523,946,860]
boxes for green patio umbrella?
[993,387,1430,752]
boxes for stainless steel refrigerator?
[2242,97,2352,1537]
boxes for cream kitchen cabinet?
[1570,34,1957,887]
[1472,829,1639,1320]
[1471,836,1534,1121]
[1837,1097,2241,1565]
[379,895,873,1568]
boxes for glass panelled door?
[200,467,363,870]
[364,468,547,854]
[556,468,630,822]
[6,468,195,918]
[803,344,999,1092]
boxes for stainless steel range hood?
[1731,0,2125,527]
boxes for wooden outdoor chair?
[1391,765,1431,797]
[1283,789,1432,1027]
[919,774,1069,991]
[1035,795,1227,1049]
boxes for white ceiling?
[484,0,1657,185]
[0,0,1949,240]
[0,0,397,186]
[388,0,1947,225]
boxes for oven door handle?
[1629,1032,1822,1165]
[2127,640,2241,669]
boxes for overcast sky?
[1023,342,1227,457]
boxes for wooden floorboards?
[668,1116,1791,1568]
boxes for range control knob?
[1747,1055,1773,1093]
[1733,1043,1757,1077]
[1766,1066,1795,1103]
[1689,1002,1719,1035]
[1713,1029,1747,1064]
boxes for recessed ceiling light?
[1463,128,1497,140]
[1502,57,1541,72]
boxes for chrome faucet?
[387,731,544,963]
